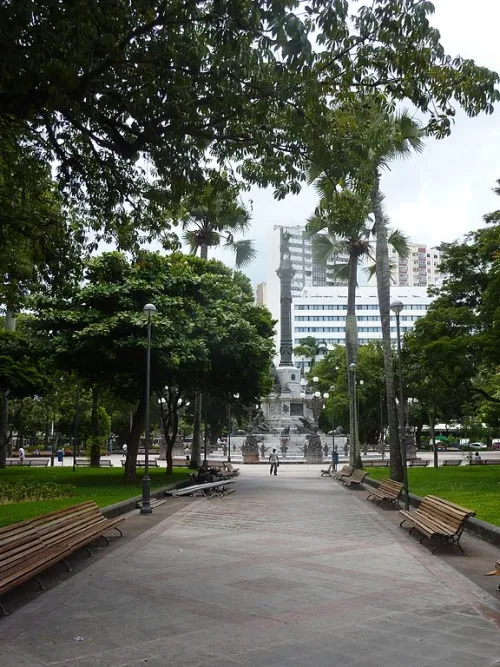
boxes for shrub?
[0,480,76,504]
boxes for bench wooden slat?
[0,501,124,611]
[399,494,474,553]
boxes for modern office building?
[292,285,433,368]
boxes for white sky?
[211,0,500,285]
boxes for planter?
[243,454,260,463]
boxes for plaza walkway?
[1,467,500,667]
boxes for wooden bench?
[399,495,475,554]
[332,465,353,480]
[76,459,113,467]
[482,459,500,466]
[341,469,367,487]
[366,479,404,509]
[363,460,390,468]
[28,458,50,467]
[121,459,159,467]
[442,459,461,466]
[321,464,336,476]
[408,459,429,467]
[170,479,236,499]
[0,501,124,615]
[223,462,240,476]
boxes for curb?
[101,482,180,520]
[365,475,500,547]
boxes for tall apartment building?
[390,243,442,287]
[255,282,267,306]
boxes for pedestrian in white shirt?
[18,446,25,465]
[269,448,279,476]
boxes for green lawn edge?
[367,466,500,527]
[0,467,189,527]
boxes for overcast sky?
[210,0,500,285]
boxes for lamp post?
[391,299,409,511]
[358,379,364,452]
[348,362,357,466]
[227,392,239,463]
[140,302,156,516]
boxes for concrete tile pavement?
[1,465,499,666]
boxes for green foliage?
[0,136,84,313]
[0,331,49,399]
[368,466,500,527]
[80,406,111,454]
[0,466,187,526]
[0,479,75,504]
[1,1,498,240]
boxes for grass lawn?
[0,466,188,527]
[368,466,500,527]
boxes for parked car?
[468,442,488,450]
[491,440,500,450]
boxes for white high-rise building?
[293,285,433,369]
[262,224,440,364]
[265,224,348,336]
[390,243,442,287]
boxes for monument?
[260,229,314,433]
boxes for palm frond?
[328,262,351,284]
[225,238,257,268]
[311,234,347,265]
[387,228,410,258]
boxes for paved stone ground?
[1,467,500,667]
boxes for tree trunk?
[1,310,16,466]
[191,392,202,468]
[124,393,147,482]
[429,406,438,468]
[0,390,8,467]
[372,176,403,482]
[345,252,362,468]
[200,244,208,261]
[158,390,179,475]
[90,386,100,466]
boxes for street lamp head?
[348,362,356,371]
[323,392,329,399]
[143,303,157,315]
[300,392,306,398]
[300,378,308,387]
[359,380,364,386]
[233,392,240,399]
[314,391,321,398]
[390,300,404,315]
[312,376,319,383]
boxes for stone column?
[276,229,295,367]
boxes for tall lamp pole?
[141,303,156,516]
[391,299,409,511]
[227,393,239,463]
[348,363,357,467]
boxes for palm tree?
[182,187,256,268]
[293,336,328,371]
[367,110,424,482]
[307,178,408,468]
[181,184,256,467]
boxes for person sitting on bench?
[197,461,213,484]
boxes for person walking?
[269,448,279,476]
[18,446,25,465]
[57,447,64,465]
[184,445,191,466]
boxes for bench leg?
[35,576,47,591]
[0,602,7,616]
[101,534,111,546]
[83,545,93,557]
[62,559,73,573]
[114,526,124,537]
